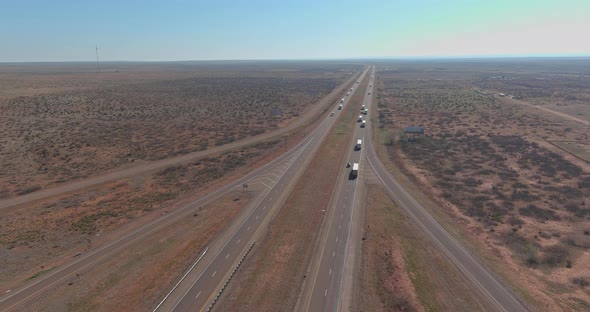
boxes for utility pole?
[95,45,100,73]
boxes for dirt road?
[0,72,360,210]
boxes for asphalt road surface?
[299,66,375,312]
[167,68,371,312]
[0,69,369,312]
[0,72,360,211]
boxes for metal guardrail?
[206,241,255,312]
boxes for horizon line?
[2,54,590,64]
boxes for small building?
[404,126,425,141]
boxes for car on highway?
[330,112,335,116]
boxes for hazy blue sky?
[1,0,589,62]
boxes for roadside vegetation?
[358,186,492,311]
[0,62,361,294]
[373,60,590,310]
[18,189,252,311]
[0,62,360,197]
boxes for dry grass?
[373,59,590,310]
[358,186,492,311]
[17,189,252,312]
[0,138,285,283]
[0,62,360,198]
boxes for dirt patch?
[373,60,590,310]
[358,185,492,311]
[358,186,423,312]
[0,62,360,197]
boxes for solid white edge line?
[153,247,208,312]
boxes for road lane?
[169,68,371,312]
[301,66,375,312]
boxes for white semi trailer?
[351,163,359,178]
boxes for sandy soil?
[374,61,590,311]
[0,62,358,197]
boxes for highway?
[0,72,360,211]
[299,66,375,312]
[0,69,369,312]
[1,65,531,312]
[166,68,371,312]
[300,65,528,312]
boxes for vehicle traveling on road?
[2,0,561,310]
[351,163,359,178]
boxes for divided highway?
[300,65,528,312]
[167,68,371,311]
[1,65,530,312]
[0,69,369,312]
[299,66,375,312]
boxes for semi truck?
[355,139,362,150]
[351,163,359,178]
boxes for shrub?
[511,190,539,202]
[508,216,524,227]
[572,277,590,288]
[15,185,41,195]
[519,204,560,221]
[542,244,569,267]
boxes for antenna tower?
[95,45,100,72]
